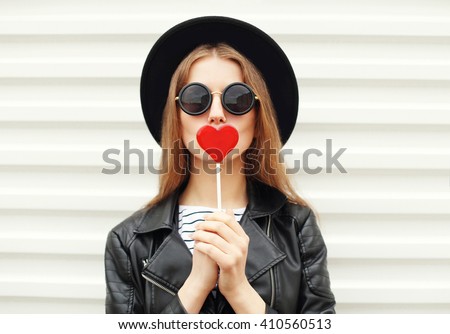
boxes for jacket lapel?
[142,231,192,293]
[136,179,288,301]
[141,211,286,291]
[136,190,192,293]
[241,212,286,282]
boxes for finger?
[194,241,228,265]
[203,209,246,237]
[195,220,236,243]
[196,221,249,254]
[191,229,232,254]
[195,242,242,271]
[225,208,233,216]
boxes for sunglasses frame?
[175,82,258,116]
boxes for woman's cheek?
[237,129,252,150]
[180,115,202,150]
[237,120,256,151]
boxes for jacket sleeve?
[105,229,189,314]
[296,209,336,313]
[159,295,189,313]
[105,230,140,313]
[264,208,335,314]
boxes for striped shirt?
[178,205,246,253]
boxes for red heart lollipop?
[196,125,239,163]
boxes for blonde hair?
[147,43,306,207]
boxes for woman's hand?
[192,209,265,313]
[191,246,219,292]
[193,209,249,295]
[178,244,218,313]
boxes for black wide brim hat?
[140,16,298,145]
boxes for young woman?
[105,16,335,314]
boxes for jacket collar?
[245,178,288,218]
[136,179,287,294]
[135,178,287,234]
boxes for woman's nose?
[207,94,226,125]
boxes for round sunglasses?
[175,82,258,116]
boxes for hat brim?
[140,16,298,145]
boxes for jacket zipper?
[266,215,275,308]
[141,259,176,296]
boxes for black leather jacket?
[105,180,335,313]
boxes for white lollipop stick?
[196,124,238,211]
[216,163,222,211]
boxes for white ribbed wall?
[1,1,449,313]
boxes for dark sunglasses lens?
[224,84,254,114]
[180,85,210,114]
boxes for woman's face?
[179,56,256,164]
